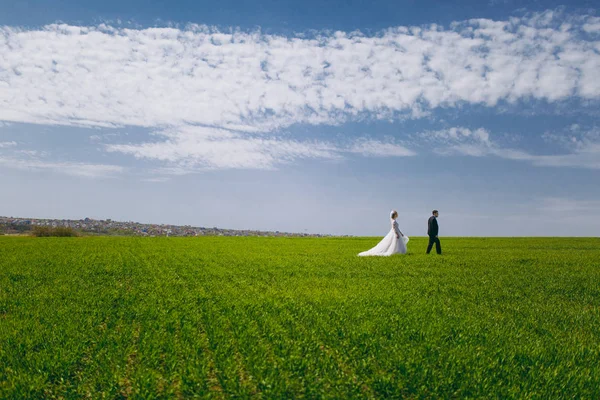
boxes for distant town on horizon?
[0,216,337,238]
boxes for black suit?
[427,216,442,254]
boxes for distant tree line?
[30,226,78,237]
[0,223,31,234]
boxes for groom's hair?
[432,210,438,214]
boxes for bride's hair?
[390,210,398,219]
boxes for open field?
[1,236,599,398]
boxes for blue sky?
[0,0,599,236]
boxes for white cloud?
[428,127,491,144]
[539,197,600,213]
[533,126,600,168]
[422,126,600,169]
[0,141,17,148]
[1,11,599,171]
[582,17,600,33]
[529,143,600,169]
[0,156,124,177]
[106,126,414,171]
[106,126,340,170]
[0,12,598,132]
[419,127,494,157]
[0,140,119,178]
[346,138,416,157]
[141,177,171,183]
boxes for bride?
[358,210,409,256]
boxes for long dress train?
[358,219,409,256]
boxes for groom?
[426,210,442,255]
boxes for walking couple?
[358,210,442,256]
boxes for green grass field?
[1,236,599,399]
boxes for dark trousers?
[427,236,442,254]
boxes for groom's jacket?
[427,216,439,237]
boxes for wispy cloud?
[420,126,600,169]
[346,138,416,157]
[1,12,599,130]
[1,10,599,171]
[582,17,600,33]
[0,139,123,178]
[0,141,17,148]
[106,126,415,171]
[529,144,600,169]
[539,197,600,213]
[0,140,123,178]
[0,156,124,177]
[141,176,171,183]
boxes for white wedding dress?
[359,219,409,256]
